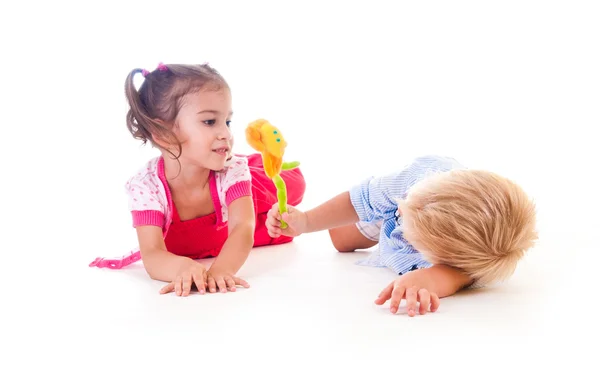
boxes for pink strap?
[88,249,142,269]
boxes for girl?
[89,62,306,297]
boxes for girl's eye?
[203,119,216,126]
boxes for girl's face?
[171,85,234,171]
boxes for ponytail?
[123,68,182,159]
[124,69,148,142]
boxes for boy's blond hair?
[397,169,538,286]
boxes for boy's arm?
[375,264,473,316]
[270,157,461,237]
[304,192,360,233]
[268,176,402,237]
[301,164,415,233]
[421,264,474,298]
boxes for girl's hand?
[159,262,208,296]
[206,268,250,293]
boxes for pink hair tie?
[141,69,150,77]
[157,62,168,71]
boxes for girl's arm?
[126,168,200,283]
[208,156,255,277]
[125,163,209,296]
[136,225,203,282]
[208,196,255,275]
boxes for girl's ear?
[151,123,179,152]
[151,132,170,150]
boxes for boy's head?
[397,169,538,286]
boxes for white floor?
[2,1,599,365]
[11,220,598,365]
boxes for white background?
[1,0,598,364]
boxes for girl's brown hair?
[124,63,228,159]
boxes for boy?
[266,155,538,316]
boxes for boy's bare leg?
[328,224,378,252]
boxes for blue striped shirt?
[349,155,467,275]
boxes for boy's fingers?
[405,286,418,317]
[417,289,431,315]
[266,214,281,229]
[375,282,394,305]
[430,293,441,312]
[390,284,406,313]
[270,203,280,213]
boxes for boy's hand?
[374,269,441,317]
[159,262,208,296]
[266,203,307,238]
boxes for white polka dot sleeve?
[215,155,253,223]
[125,170,166,228]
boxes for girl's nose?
[218,124,232,140]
